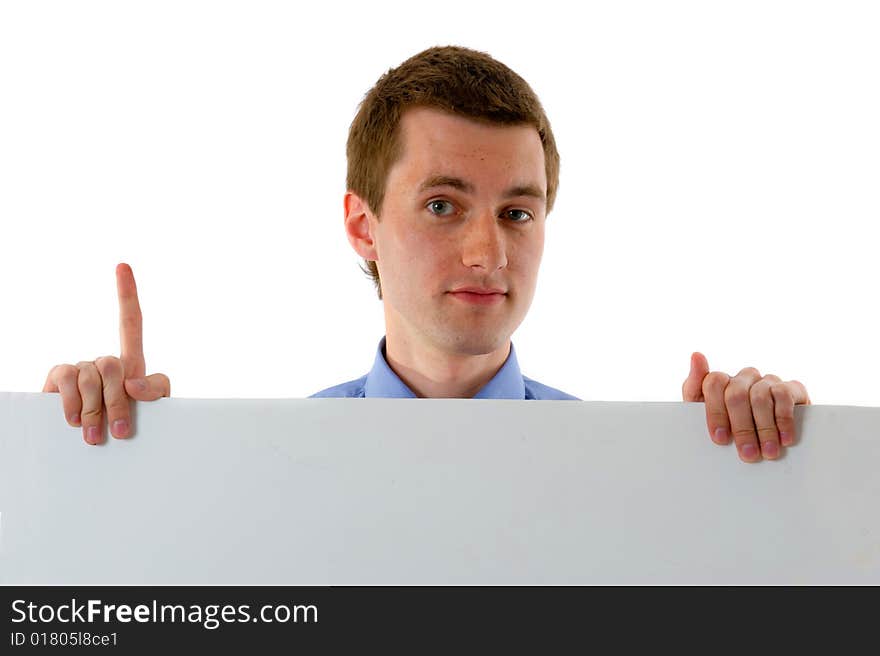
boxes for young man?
[42,45,811,463]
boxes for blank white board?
[1,392,878,584]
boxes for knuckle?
[76,366,101,387]
[54,364,79,386]
[57,363,78,376]
[749,382,772,403]
[94,356,122,375]
[738,366,761,377]
[104,396,130,414]
[702,372,728,395]
[80,407,103,421]
[771,383,794,405]
[757,426,779,436]
[732,428,756,439]
[774,403,795,419]
[121,315,141,334]
[725,386,750,406]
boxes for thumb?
[682,351,709,401]
[124,373,171,401]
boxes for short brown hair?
[346,45,560,299]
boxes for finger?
[725,367,763,463]
[95,356,131,439]
[44,364,83,427]
[42,366,59,393]
[772,380,811,447]
[682,351,710,402]
[124,372,172,400]
[750,374,783,460]
[701,371,731,444]
[76,361,104,446]
[117,263,145,380]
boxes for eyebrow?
[417,175,546,203]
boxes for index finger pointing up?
[116,262,146,379]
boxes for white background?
[1,0,877,405]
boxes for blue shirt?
[309,336,581,400]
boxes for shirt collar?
[363,336,526,400]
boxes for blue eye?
[507,209,533,222]
[427,200,455,216]
[426,201,533,222]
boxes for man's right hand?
[42,263,171,445]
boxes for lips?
[448,289,507,305]
[449,287,507,295]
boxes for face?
[346,106,547,357]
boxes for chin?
[439,329,512,356]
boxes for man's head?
[346,45,560,300]
[343,45,558,360]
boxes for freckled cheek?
[508,239,542,268]
[394,231,451,289]
[509,244,544,297]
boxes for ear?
[344,191,379,261]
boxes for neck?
[383,330,511,399]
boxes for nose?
[460,210,508,271]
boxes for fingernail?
[741,443,758,460]
[713,427,729,444]
[86,425,101,445]
[70,413,80,425]
[762,441,779,458]
[112,419,129,438]
[129,378,147,391]
[780,431,794,447]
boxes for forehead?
[394,106,546,184]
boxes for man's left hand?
[682,352,811,463]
